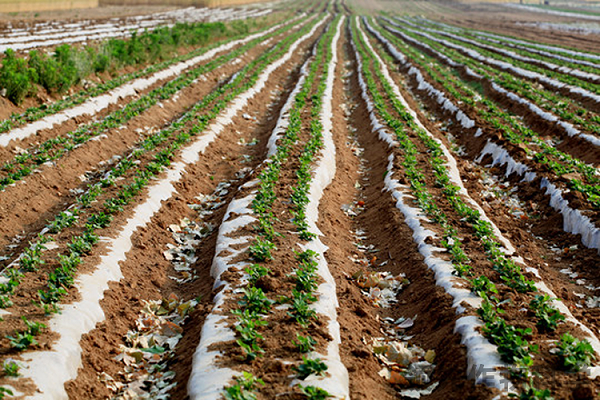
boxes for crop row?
[393,18,600,116]
[189,13,348,400]
[373,20,600,211]
[407,17,600,83]
[355,16,598,399]
[0,16,308,194]
[473,28,600,66]
[0,15,286,134]
[429,19,600,71]
[396,17,600,101]
[1,8,312,336]
[372,18,600,254]
[384,18,600,141]
[0,14,322,397]
[0,6,273,54]
[0,18,262,105]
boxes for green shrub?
[0,49,37,104]
[0,20,244,104]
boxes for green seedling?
[508,379,553,400]
[293,333,317,353]
[529,295,565,331]
[249,238,276,262]
[300,385,332,400]
[224,371,264,400]
[3,359,19,377]
[238,287,272,315]
[6,331,37,351]
[244,264,270,285]
[556,333,595,372]
[293,356,328,380]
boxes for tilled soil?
[1,2,599,400]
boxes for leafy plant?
[293,333,317,353]
[0,268,23,296]
[6,331,37,351]
[529,295,564,331]
[233,309,267,361]
[68,234,95,255]
[47,211,78,233]
[556,333,595,372]
[0,295,12,309]
[3,359,19,377]
[38,282,67,306]
[22,316,46,336]
[288,290,317,326]
[0,387,13,399]
[470,276,497,296]
[244,264,270,285]
[87,212,113,229]
[224,371,264,400]
[238,287,272,315]
[20,243,45,272]
[294,268,318,293]
[293,357,328,380]
[300,385,332,400]
[0,49,37,104]
[508,379,553,400]
[249,238,276,262]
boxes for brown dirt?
[0,4,176,22]
[361,17,600,399]
[349,0,600,53]
[0,2,599,400]
[318,28,498,400]
[62,17,327,400]
[0,21,295,265]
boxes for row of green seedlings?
[373,20,600,210]
[394,18,600,97]
[376,19,600,206]
[385,19,600,210]
[418,27,600,140]
[427,16,600,73]
[0,14,291,135]
[367,10,595,381]
[383,18,600,138]
[368,16,597,393]
[357,17,544,390]
[408,17,600,79]
[463,29,600,77]
[225,252,330,400]
[285,17,337,397]
[0,16,308,192]
[0,19,319,357]
[290,19,331,240]
[0,17,264,105]
[356,19,595,400]
[430,27,600,138]
[0,21,311,315]
[225,16,339,400]
[489,64,600,136]
[476,31,600,65]
[1,10,319,316]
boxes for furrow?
[0,14,326,400]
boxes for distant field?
[99,0,262,6]
[0,0,260,12]
[0,0,97,12]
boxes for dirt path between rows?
[63,22,320,399]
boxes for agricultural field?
[0,0,598,399]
